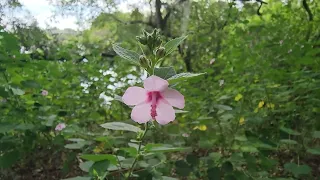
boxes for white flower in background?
[279,40,283,45]
[219,79,224,87]
[210,58,216,65]
[83,58,88,63]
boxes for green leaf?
[164,36,187,55]
[161,176,179,180]
[222,161,233,173]
[89,160,110,177]
[154,67,176,79]
[167,72,206,84]
[80,154,117,164]
[16,124,35,130]
[0,87,9,98]
[175,160,192,176]
[207,167,221,180]
[280,127,301,136]
[0,150,20,168]
[100,122,141,133]
[284,163,312,177]
[175,110,188,114]
[0,123,16,133]
[112,44,140,65]
[62,176,91,180]
[79,161,94,172]
[186,154,199,166]
[306,148,320,155]
[240,146,259,153]
[312,131,320,138]
[11,87,24,95]
[144,144,190,153]
[21,80,41,88]
[147,158,160,166]
[120,147,138,157]
[280,139,298,145]
[214,104,233,111]
[65,143,85,149]
[209,152,222,161]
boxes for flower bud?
[136,130,143,140]
[143,30,149,37]
[136,36,147,45]
[156,47,166,58]
[139,55,151,68]
[137,154,143,161]
[152,29,159,38]
[155,37,162,47]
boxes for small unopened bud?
[155,37,162,47]
[139,55,149,67]
[156,47,166,58]
[143,30,149,37]
[152,29,159,38]
[137,154,143,160]
[139,55,150,68]
[136,36,147,45]
[136,130,144,140]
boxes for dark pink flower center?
[147,91,163,119]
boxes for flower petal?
[155,100,175,125]
[162,88,185,109]
[143,75,169,92]
[122,87,147,106]
[131,102,152,124]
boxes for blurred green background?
[0,0,319,179]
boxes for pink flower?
[182,133,189,137]
[55,123,66,131]
[122,75,185,125]
[42,90,48,96]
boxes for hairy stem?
[126,123,149,179]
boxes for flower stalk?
[126,122,149,179]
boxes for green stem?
[126,123,149,179]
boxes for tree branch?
[109,14,156,28]
[302,0,313,21]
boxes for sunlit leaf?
[167,72,206,84]
[79,161,94,172]
[280,139,298,145]
[280,127,301,136]
[154,67,176,79]
[163,36,187,56]
[11,88,24,95]
[100,122,141,133]
[112,44,140,65]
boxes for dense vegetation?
[0,0,319,179]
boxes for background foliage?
[0,0,320,179]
